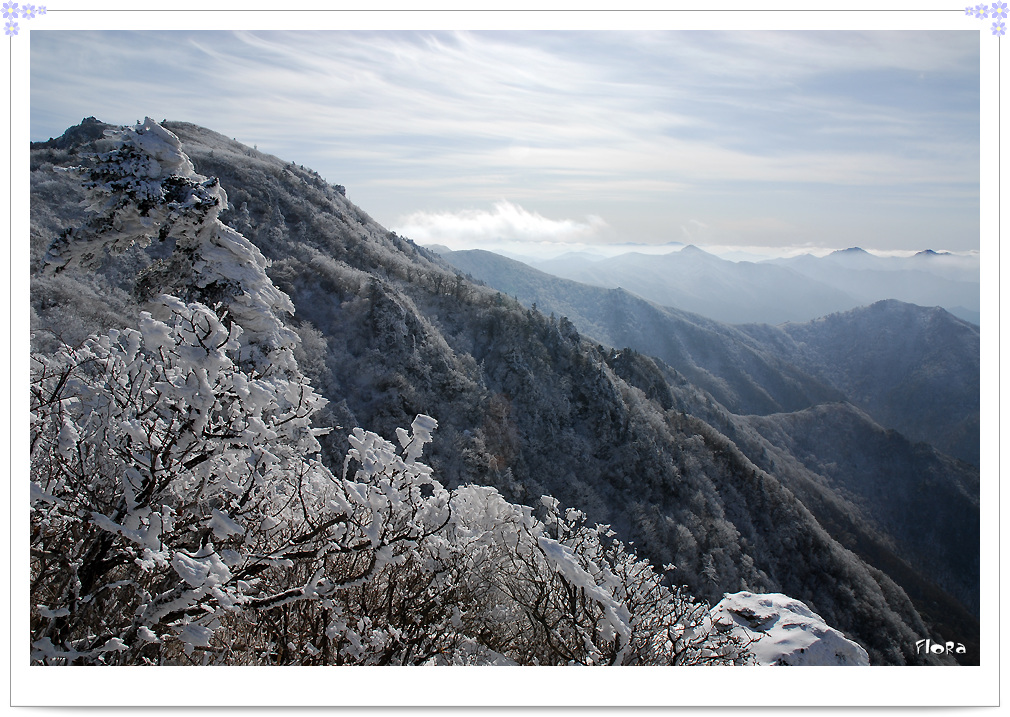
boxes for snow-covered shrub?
[44,117,298,376]
[30,118,747,666]
[29,316,743,665]
[440,492,749,665]
[30,297,335,664]
[29,299,457,664]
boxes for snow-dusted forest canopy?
[29,118,979,667]
[29,119,752,666]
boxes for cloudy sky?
[30,30,980,259]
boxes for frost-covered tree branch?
[30,119,748,667]
[44,118,299,376]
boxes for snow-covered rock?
[710,591,869,666]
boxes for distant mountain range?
[488,244,979,326]
[771,248,980,326]
[30,118,980,665]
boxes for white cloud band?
[394,201,609,249]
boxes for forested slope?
[28,118,976,664]
[439,245,981,650]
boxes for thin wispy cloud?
[30,29,979,254]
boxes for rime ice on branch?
[44,117,299,376]
[31,118,751,666]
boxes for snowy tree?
[441,492,749,665]
[30,296,354,663]
[30,325,743,665]
[29,118,410,664]
[30,119,748,666]
[44,117,298,376]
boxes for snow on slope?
[710,592,869,666]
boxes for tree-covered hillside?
[740,301,980,466]
[30,118,976,665]
[439,246,981,646]
[441,248,846,415]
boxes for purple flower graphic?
[1,0,44,37]
[968,1,1007,35]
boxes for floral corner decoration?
[968,2,1008,34]
[2,6,1004,38]
[4,2,47,36]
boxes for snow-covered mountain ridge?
[29,118,977,665]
